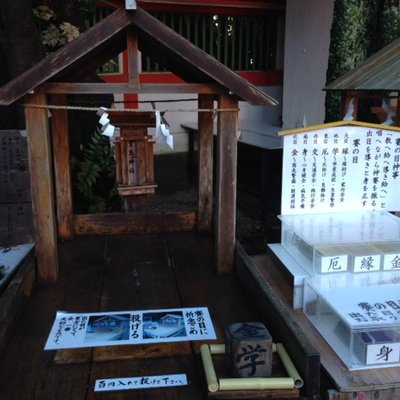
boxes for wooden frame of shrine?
[0,5,277,284]
[325,36,400,126]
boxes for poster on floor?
[44,307,216,350]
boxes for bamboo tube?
[209,344,225,354]
[275,343,304,388]
[219,377,295,391]
[200,344,219,392]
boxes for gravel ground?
[148,187,278,255]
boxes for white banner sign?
[45,307,216,350]
[282,125,400,215]
[95,373,187,392]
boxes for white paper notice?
[44,307,216,350]
[281,125,400,215]
[94,373,187,392]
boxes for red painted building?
[95,0,285,108]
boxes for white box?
[280,210,400,275]
[303,274,400,370]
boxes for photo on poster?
[84,313,130,343]
[142,311,186,339]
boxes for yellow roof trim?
[278,120,400,136]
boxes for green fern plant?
[72,128,120,213]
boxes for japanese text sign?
[281,123,400,215]
[45,307,216,350]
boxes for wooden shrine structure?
[325,36,400,125]
[0,5,277,284]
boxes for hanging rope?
[23,104,239,113]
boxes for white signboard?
[95,373,187,392]
[45,307,216,350]
[281,125,400,215]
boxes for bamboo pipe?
[209,344,225,354]
[200,344,219,392]
[275,343,304,389]
[202,342,303,392]
[219,377,296,391]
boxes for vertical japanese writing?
[301,145,308,209]
[185,309,208,336]
[393,137,400,180]
[127,141,138,185]
[340,132,349,203]
[381,134,391,209]
[130,313,142,339]
[290,134,298,209]
[310,133,318,209]
[236,345,267,376]
[282,125,400,214]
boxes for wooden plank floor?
[0,232,271,400]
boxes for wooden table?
[235,244,400,400]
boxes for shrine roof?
[0,7,278,106]
[325,37,400,92]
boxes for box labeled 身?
[303,274,400,370]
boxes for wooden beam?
[0,8,133,105]
[215,94,238,274]
[50,95,74,240]
[24,93,59,284]
[40,82,227,95]
[73,211,197,235]
[197,94,214,232]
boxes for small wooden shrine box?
[108,111,157,210]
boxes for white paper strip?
[99,113,110,126]
[95,373,187,392]
[154,110,173,149]
[45,307,216,350]
[96,106,107,116]
[101,123,115,137]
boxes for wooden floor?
[0,232,292,400]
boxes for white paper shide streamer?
[155,110,173,149]
[96,107,115,137]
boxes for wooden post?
[197,94,214,232]
[50,94,74,240]
[25,92,59,284]
[215,94,238,274]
